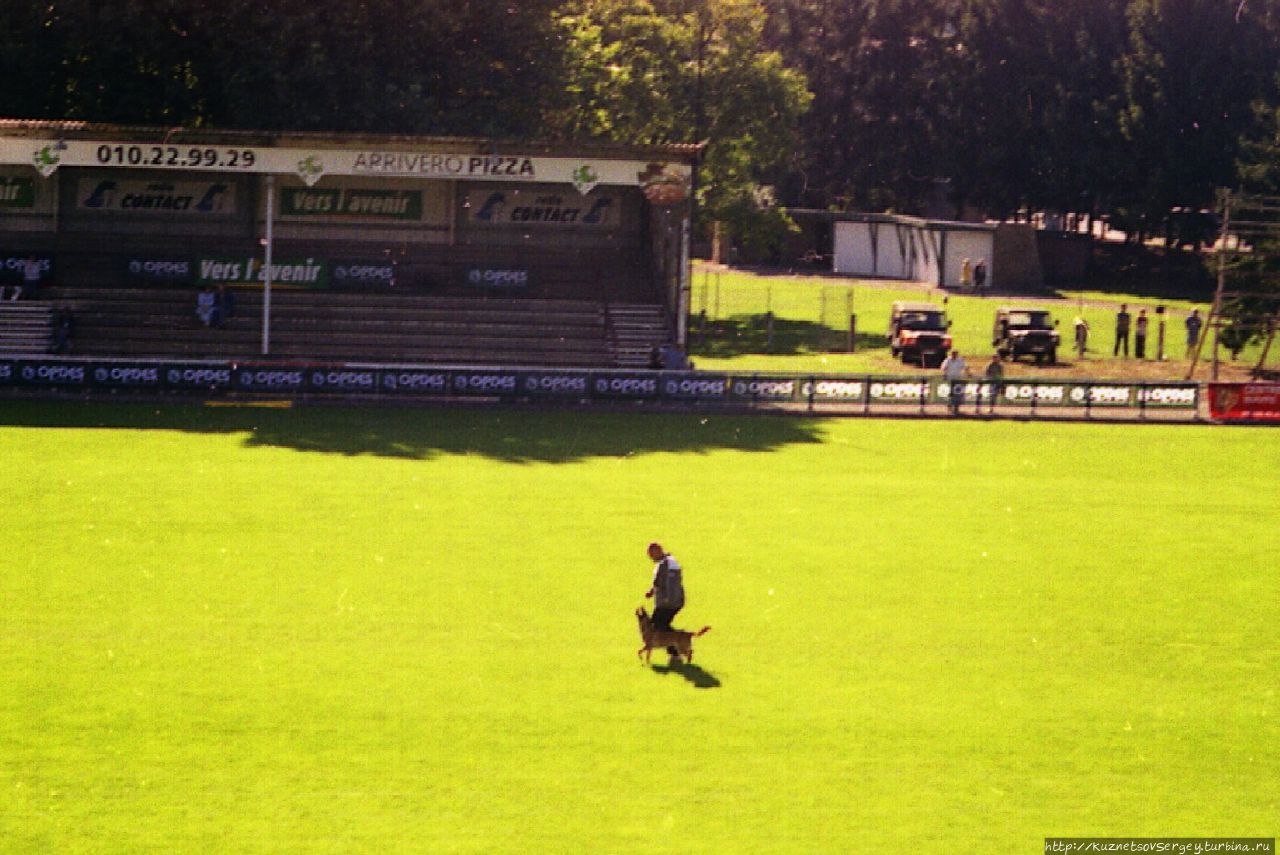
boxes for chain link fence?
[689,271,860,354]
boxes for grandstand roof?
[0,118,703,163]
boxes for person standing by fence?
[1114,304,1131,357]
[941,350,969,416]
[1185,310,1203,357]
[983,352,1004,414]
[1134,309,1149,359]
[1074,315,1089,359]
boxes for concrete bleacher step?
[606,303,671,367]
[0,303,54,354]
[41,287,637,368]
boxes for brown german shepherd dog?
[635,607,710,664]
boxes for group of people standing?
[940,302,1206,417]
[1106,304,1203,360]
[1072,306,1204,360]
[959,257,988,294]
[940,349,1004,415]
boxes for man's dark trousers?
[652,606,682,655]
[652,606,681,631]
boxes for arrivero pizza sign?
[4,138,691,193]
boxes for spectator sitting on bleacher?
[196,286,216,326]
[22,256,42,300]
[8,255,42,301]
[648,346,664,370]
[51,310,73,353]
[661,344,690,371]
[214,285,235,327]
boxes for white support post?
[261,174,275,356]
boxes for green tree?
[764,0,956,213]
[0,0,565,137]
[939,0,1131,220]
[1117,0,1267,222]
[1220,243,1280,358]
[548,0,812,257]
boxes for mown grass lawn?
[1,402,1276,853]
[687,266,1263,380]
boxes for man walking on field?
[644,542,686,658]
[644,542,684,631]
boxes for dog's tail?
[695,626,711,637]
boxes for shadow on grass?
[0,398,826,463]
[690,315,888,359]
[650,662,722,689]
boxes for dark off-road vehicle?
[889,301,952,367]
[993,306,1060,365]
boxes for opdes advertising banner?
[0,358,1202,415]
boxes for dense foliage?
[3,0,1280,244]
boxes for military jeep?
[993,306,1060,365]
[889,301,952,367]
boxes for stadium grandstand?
[0,120,698,368]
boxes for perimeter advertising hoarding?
[379,368,450,396]
[519,371,591,399]
[661,374,731,401]
[332,261,397,288]
[0,360,235,391]
[0,359,1201,412]
[936,381,1198,408]
[463,267,531,291]
[304,368,380,394]
[197,257,329,288]
[728,377,798,402]
[450,369,521,397]
[163,365,235,391]
[88,363,164,389]
[591,372,659,400]
[120,257,390,288]
[125,259,194,285]
[1207,383,1280,421]
[233,366,308,393]
[10,359,88,387]
[802,378,866,403]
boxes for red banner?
[1208,383,1280,421]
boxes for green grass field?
[688,267,1267,377]
[2,401,1277,853]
